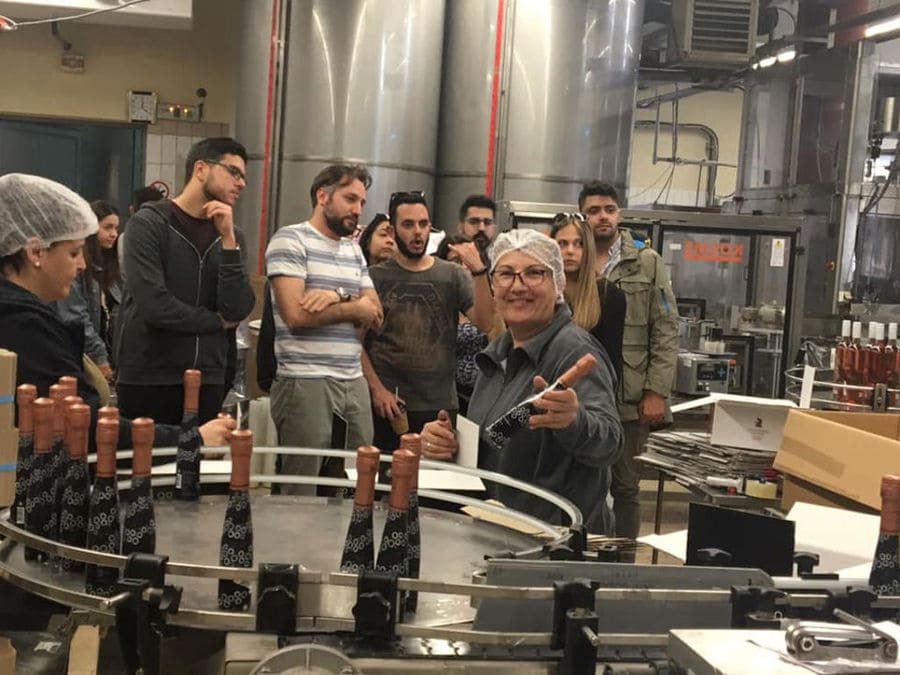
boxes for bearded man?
[362,191,493,453]
[264,164,384,494]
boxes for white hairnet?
[491,229,566,303]
[0,174,98,257]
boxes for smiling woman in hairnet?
[0,173,234,448]
[420,229,623,533]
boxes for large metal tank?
[434,0,645,228]
[279,1,446,225]
[234,0,447,269]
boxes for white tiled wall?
[144,120,230,197]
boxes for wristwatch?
[335,287,352,302]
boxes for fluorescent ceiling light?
[777,48,796,63]
[865,16,900,38]
[759,56,777,68]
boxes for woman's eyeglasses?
[491,267,550,288]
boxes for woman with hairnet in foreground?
[0,173,234,450]
[420,229,623,534]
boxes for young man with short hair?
[580,180,678,541]
[117,137,255,424]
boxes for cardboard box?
[66,625,99,675]
[0,637,15,675]
[708,393,797,452]
[782,475,878,514]
[0,427,16,508]
[0,349,15,430]
[775,409,900,511]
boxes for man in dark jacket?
[116,137,255,424]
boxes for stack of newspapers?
[640,430,776,488]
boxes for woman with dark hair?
[0,173,234,449]
[53,199,123,381]
[358,213,395,265]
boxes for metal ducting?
[434,0,645,228]
[668,0,758,67]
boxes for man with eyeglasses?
[116,137,255,425]
[457,194,498,263]
[579,180,678,544]
[363,191,494,455]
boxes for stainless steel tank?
[234,0,447,268]
[279,0,446,226]
[434,0,645,229]
[233,0,279,274]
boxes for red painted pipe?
[256,0,280,276]
[484,0,505,195]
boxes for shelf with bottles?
[792,320,900,412]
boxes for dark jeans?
[610,420,649,540]
[117,383,226,426]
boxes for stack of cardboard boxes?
[0,349,16,510]
[776,409,900,513]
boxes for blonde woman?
[550,213,625,382]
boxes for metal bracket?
[793,551,820,576]
[593,543,619,563]
[824,586,877,620]
[551,579,594,651]
[560,608,599,675]
[873,383,888,411]
[731,585,787,628]
[568,524,587,555]
[255,563,299,635]
[114,553,182,675]
[351,569,400,642]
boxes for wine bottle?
[175,369,203,501]
[339,445,380,573]
[58,402,91,572]
[13,384,37,528]
[399,433,422,612]
[218,429,254,611]
[869,474,900,597]
[485,353,598,448]
[849,321,863,404]
[98,405,119,422]
[24,398,56,562]
[47,384,67,515]
[122,418,156,555]
[887,323,898,408]
[85,417,121,597]
[834,320,851,403]
[375,449,415,575]
[58,376,78,398]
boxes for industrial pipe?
[634,120,723,207]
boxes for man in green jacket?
[579,181,678,541]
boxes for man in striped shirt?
[265,165,383,495]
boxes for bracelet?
[471,267,488,277]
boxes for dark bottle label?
[218,489,253,611]
[340,505,375,573]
